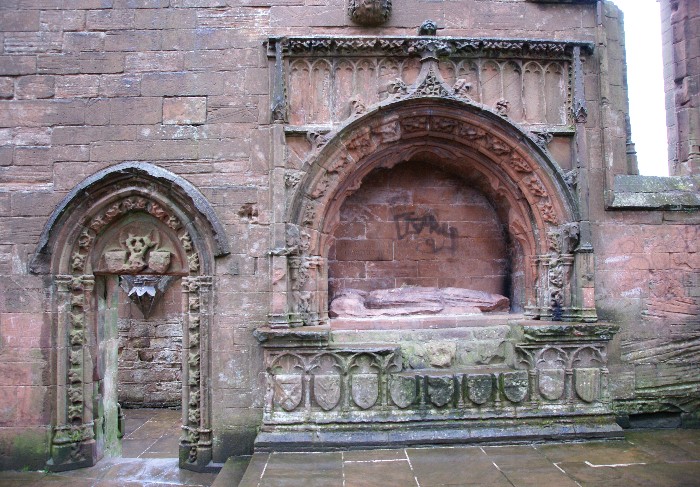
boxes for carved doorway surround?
[30,163,229,472]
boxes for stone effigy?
[329,286,510,317]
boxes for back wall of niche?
[327,159,519,314]
[117,280,183,408]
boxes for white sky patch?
[612,0,669,176]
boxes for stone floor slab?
[3,428,700,487]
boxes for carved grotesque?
[348,0,391,26]
[418,19,438,36]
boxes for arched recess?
[29,162,229,472]
[276,97,596,327]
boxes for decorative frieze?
[268,36,593,59]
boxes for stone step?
[211,456,251,487]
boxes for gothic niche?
[328,159,521,322]
[347,0,391,26]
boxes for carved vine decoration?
[268,36,593,60]
[300,114,565,235]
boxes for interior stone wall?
[328,160,509,300]
[116,280,182,408]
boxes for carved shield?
[148,250,171,273]
[273,374,303,412]
[313,374,341,411]
[538,369,565,400]
[466,374,493,405]
[389,375,417,409]
[574,368,600,403]
[427,376,455,407]
[500,370,529,403]
[351,373,379,409]
[104,250,127,272]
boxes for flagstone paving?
[1,417,699,486]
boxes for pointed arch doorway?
[30,163,229,472]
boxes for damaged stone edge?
[608,175,700,210]
[29,162,231,274]
[253,324,331,347]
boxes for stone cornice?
[267,35,594,59]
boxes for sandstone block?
[163,96,207,125]
[99,75,141,97]
[63,32,105,52]
[125,52,183,72]
[0,78,13,99]
[54,75,100,98]
[15,76,55,100]
[0,56,35,76]
[335,239,393,262]
[109,96,162,125]
[0,10,39,32]
[141,72,224,96]
[105,30,162,52]
[37,53,124,75]
[86,9,135,31]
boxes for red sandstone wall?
[0,0,697,469]
[328,161,509,300]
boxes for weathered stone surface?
[330,287,509,318]
[0,0,696,472]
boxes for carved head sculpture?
[418,19,438,36]
[348,0,392,26]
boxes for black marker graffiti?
[393,209,459,253]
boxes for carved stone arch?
[30,162,229,473]
[276,96,592,325]
[31,162,229,275]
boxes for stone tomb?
[256,34,619,450]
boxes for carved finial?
[418,19,438,36]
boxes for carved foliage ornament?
[302,115,564,233]
[71,196,200,275]
[273,37,591,59]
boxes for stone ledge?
[518,320,619,342]
[253,325,330,347]
[254,416,623,452]
[609,175,700,210]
